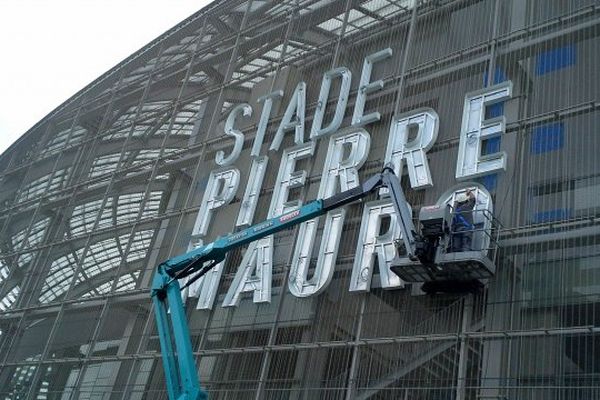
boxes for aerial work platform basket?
[391,206,501,293]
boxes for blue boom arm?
[150,166,416,400]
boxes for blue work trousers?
[451,226,473,252]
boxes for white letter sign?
[223,237,273,307]
[179,47,514,308]
[216,103,251,166]
[191,167,240,238]
[310,67,352,139]
[352,48,392,127]
[456,81,512,180]
[236,156,269,227]
[289,208,345,297]
[180,240,224,310]
[269,142,315,217]
[288,128,370,297]
[252,90,283,157]
[385,108,439,189]
[226,142,315,305]
[350,200,405,292]
[270,82,306,151]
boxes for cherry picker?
[150,166,496,400]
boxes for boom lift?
[150,166,496,400]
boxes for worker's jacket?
[452,197,475,230]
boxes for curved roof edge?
[1,0,225,161]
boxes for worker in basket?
[451,190,476,252]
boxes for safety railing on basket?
[446,208,502,263]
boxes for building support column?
[345,294,366,400]
[455,294,473,400]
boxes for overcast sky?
[0,0,214,155]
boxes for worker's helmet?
[455,192,469,203]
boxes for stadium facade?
[1,0,600,398]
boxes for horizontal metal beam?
[0,289,149,323]
[0,324,597,367]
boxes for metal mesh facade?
[1,0,600,398]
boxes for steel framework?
[0,0,600,399]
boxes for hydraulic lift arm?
[150,166,417,400]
